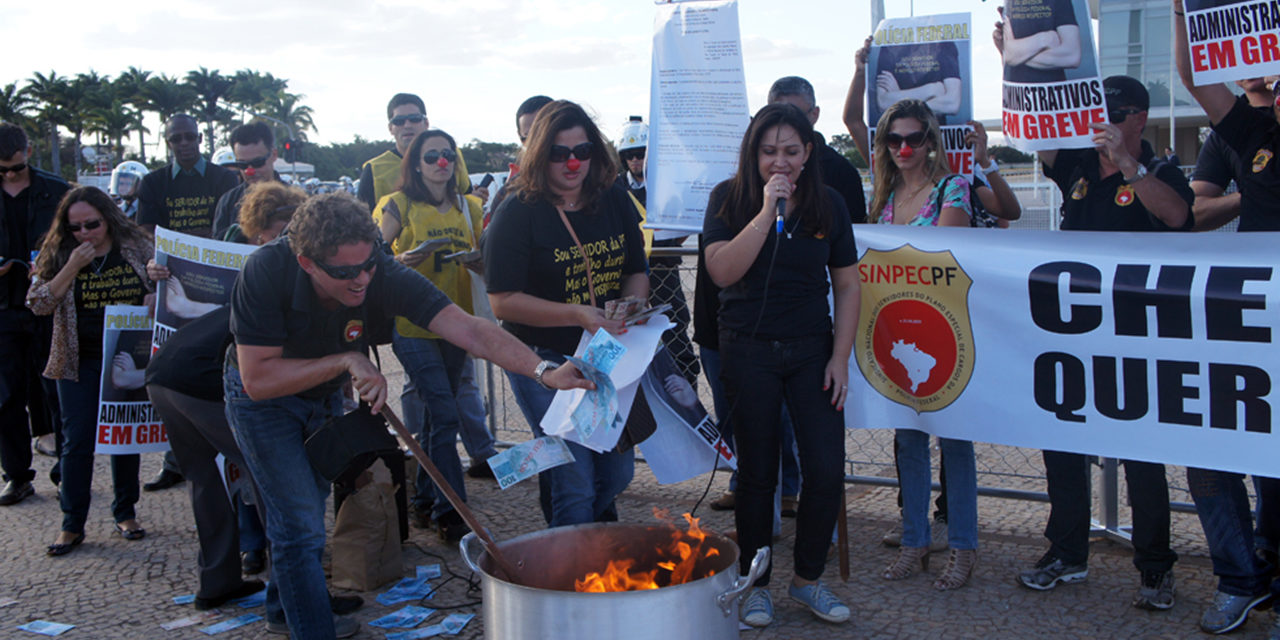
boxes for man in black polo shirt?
[768,76,867,223]
[137,114,239,238]
[211,122,281,240]
[1017,76,1190,610]
[225,192,590,639]
[0,122,67,506]
[1176,5,1280,632]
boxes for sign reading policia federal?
[844,226,1280,479]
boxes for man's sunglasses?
[885,131,928,149]
[1109,107,1143,124]
[422,149,458,165]
[227,154,272,170]
[67,219,103,232]
[0,162,27,175]
[620,149,645,162]
[389,114,426,127]
[549,142,594,163]
[315,253,378,280]
[167,132,199,144]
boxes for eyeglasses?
[0,162,26,175]
[166,132,199,144]
[228,154,272,170]
[549,142,594,163]
[67,219,103,233]
[389,114,426,127]
[620,150,645,162]
[1108,107,1143,124]
[422,149,458,165]
[885,131,928,149]
[315,253,378,280]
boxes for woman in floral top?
[869,99,979,591]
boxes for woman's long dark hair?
[397,129,459,207]
[715,103,828,236]
[34,186,152,281]
[510,100,618,212]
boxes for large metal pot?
[460,523,769,640]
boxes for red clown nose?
[898,146,914,159]
[566,158,582,172]
[244,167,257,178]
[436,157,449,169]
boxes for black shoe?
[436,510,470,544]
[143,469,185,492]
[330,593,364,615]
[466,460,496,479]
[46,532,85,556]
[409,507,432,530]
[0,480,34,506]
[241,550,266,575]
[194,579,265,611]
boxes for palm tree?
[87,100,141,163]
[185,67,232,157]
[227,69,289,120]
[0,82,33,126]
[26,71,69,174]
[258,90,317,143]
[115,67,152,162]
[66,71,110,175]
[139,75,196,162]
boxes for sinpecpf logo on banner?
[855,244,975,412]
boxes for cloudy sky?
[4,0,1011,152]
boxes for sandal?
[882,545,930,580]
[116,524,146,541]
[46,532,85,556]
[933,548,978,590]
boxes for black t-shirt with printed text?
[229,236,452,399]
[1005,0,1078,83]
[75,248,147,359]
[1046,141,1194,232]
[146,304,231,402]
[1209,96,1280,231]
[137,162,239,238]
[483,184,649,355]
[702,183,858,341]
[876,43,961,124]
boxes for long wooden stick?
[382,406,521,584]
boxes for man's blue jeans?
[224,365,338,640]
[1189,467,1274,596]
[392,330,467,520]
[506,348,634,527]
[897,429,978,549]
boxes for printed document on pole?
[1182,0,1280,85]
[645,0,750,235]
[152,228,256,352]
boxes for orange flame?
[574,512,720,593]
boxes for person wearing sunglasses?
[867,99,980,593]
[372,129,487,542]
[1017,75,1189,611]
[26,187,155,555]
[0,122,68,508]
[224,191,592,639]
[210,123,282,240]
[358,93,476,215]
[136,115,239,241]
[484,100,650,528]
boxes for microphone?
[775,197,786,234]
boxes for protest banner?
[868,12,977,179]
[846,225,1280,478]
[96,305,167,454]
[1000,0,1107,151]
[152,227,255,352]
[1183,0,1280,85]
[636,347,736,485]
[645,0,751,235]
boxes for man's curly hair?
[288,192,379,261]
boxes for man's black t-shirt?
[1210,96,1280,231]
[876,43,961,123]
[483,184,649,355]
[2,187,29,309]
[75,249,148,359]
[229,237,452,398]
[1005,0,1077,83]
[146,304,231,402]
[817,135,867,224]
[137,162,239,238]
[1046,142,1194,232]
[701,183,857,340]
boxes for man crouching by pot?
[224,192,593,639]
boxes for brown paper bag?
[331,460,403,591]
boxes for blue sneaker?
[788,581,850,623]
[740,587,774,628]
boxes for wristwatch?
[534,360,559,390]
[979,159,999,175]
[1124,163,1148,184]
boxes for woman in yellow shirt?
[373,129,483,543]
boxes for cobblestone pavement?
[1,360,1274,639]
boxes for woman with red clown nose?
[373,129,486,542]
[482,100,649,528]
[869,98,980,592]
